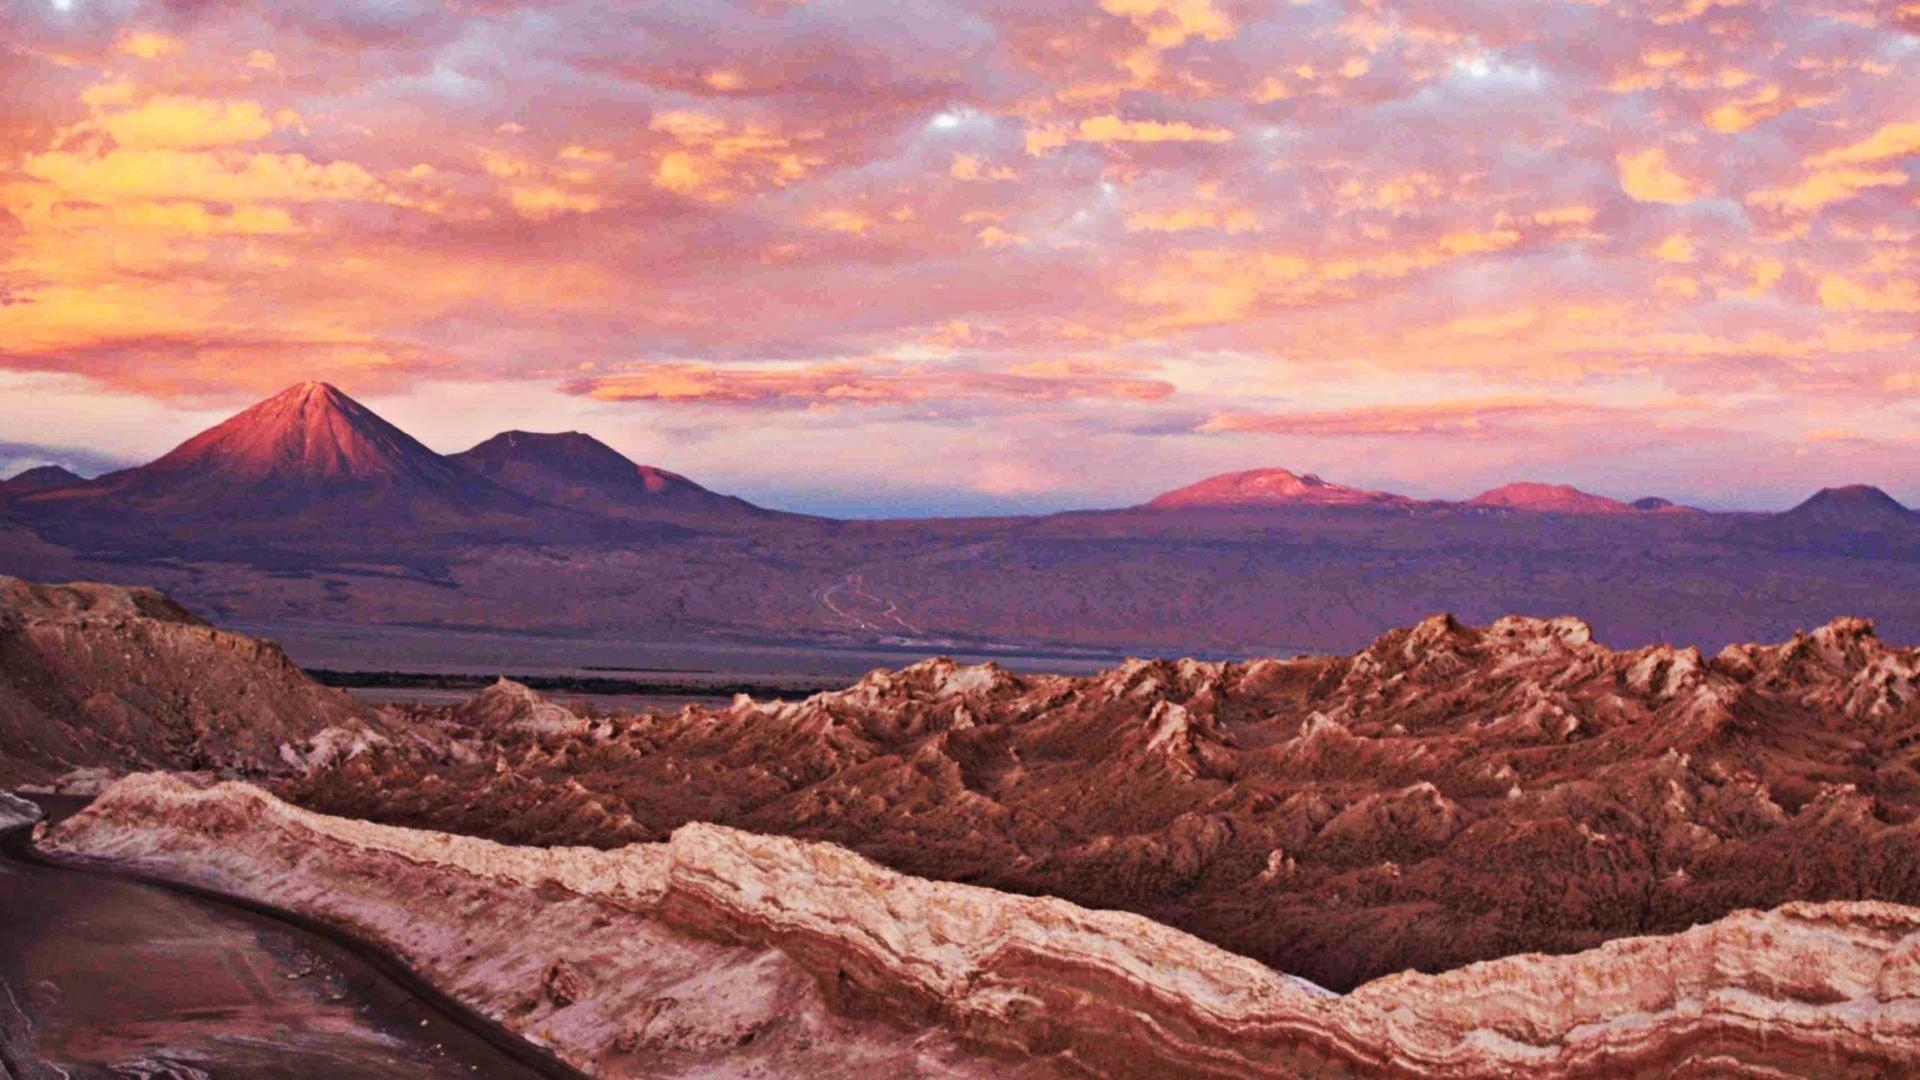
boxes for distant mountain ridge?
[1146,470,1699,516]
[4,381,1919,656]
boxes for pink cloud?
[1197,399,1613,439]
[563,358,1175,409]
[0,0,1914,507]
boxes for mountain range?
[4,381,1920,655]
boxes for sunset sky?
[2,0,1916,516]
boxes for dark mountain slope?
[451,430,784,526]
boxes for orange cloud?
[480,148,607,220]
[1806,122,1920,168]
[1198,398,1607,438]
[1026,115,1234,156]
[565,359,1174,409]
[1099,0,1237,49]
[809,208,877,235]
[1120,224,1539,334]
[1125,205,1258,233]
[649,110,823,201]
[95,96,280,150]
[1652,234,1698,263]
[1749,122,1919,215]
[1703,84,1787,133]
[1617,147,1708,203]
[116,31,178,60]
[1818,273,1920,314]
[950,153,1017,181]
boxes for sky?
[0,0,1916,517]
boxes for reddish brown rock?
[46,775,1920,1079]
[288,615,1920,992]
[0,575,383,787]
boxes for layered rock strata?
[47,774,1920,1079]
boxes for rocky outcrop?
[0,576,384,786]
[452,677,590,736]
[0,791,43,831]
[48,774,1920,1079]
[290,614,1920,991]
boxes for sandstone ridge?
[48,774,1920,1079]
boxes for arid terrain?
[288,609,1920,992]
[9,383,1920,657]
[8,576,1920,1075]
[0,575,389,788]
[47,774,1920,1078]
[10,395,1920,1071]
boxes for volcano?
[1468,482,1634,514]
[1731,484,1920,560]
[450,430,779,526]
[1,465,85,496]
[16,382,653,556]
[1775,484,1913,526]
[1146,468,1413,510]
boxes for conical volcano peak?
[147,381,448,485]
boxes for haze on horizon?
[1,0,1916,517]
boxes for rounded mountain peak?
[1785,484,1911,520]
[455,430,703,490]
[2,465,86,494]
[1468,482,1633,514]
[1148,468,1407,509]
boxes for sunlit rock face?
[289,613,1920,992]
[49,774,1920,1079]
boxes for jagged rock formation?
[0,576,384,786]
[48,774,1920,1079]
[291,614,1920,990]
[453,677,591,736]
